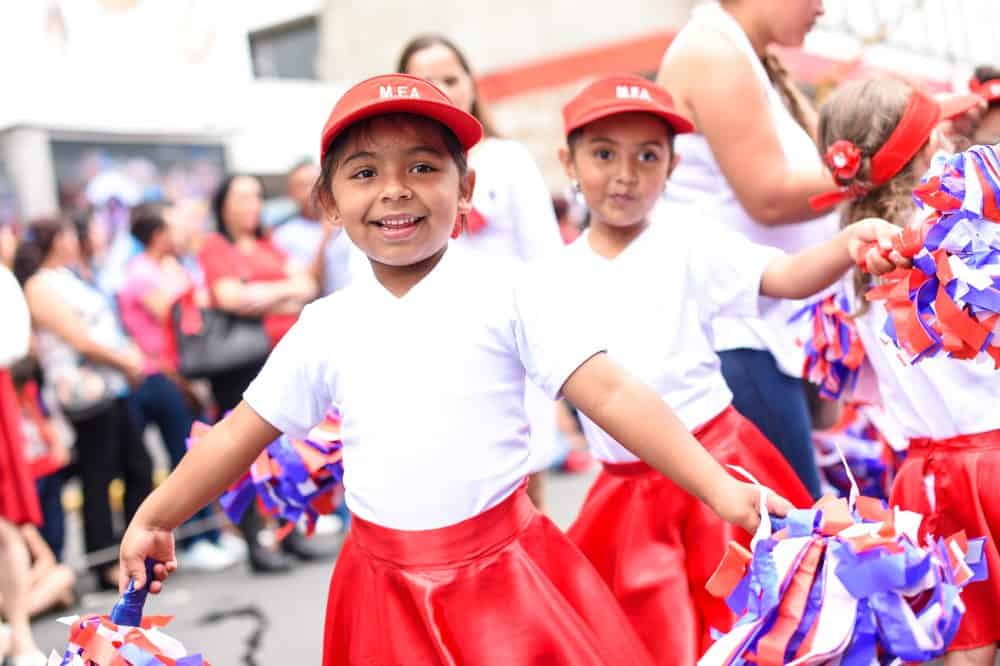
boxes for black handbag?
[168,289,271,379]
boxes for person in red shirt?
[199,174,318,572]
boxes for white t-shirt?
[457,137,563,263]
[0,266,30,368]
[852,291,1000,441]
[244,244,604,529]
[272,217,356,296]
[555,203,782,463]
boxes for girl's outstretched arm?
[760,218,910,300]
[562,353,793,533]
[118,402,280,593]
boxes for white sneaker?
[216,531,249,560]
[311,515,344,536]
[178,540,240,572]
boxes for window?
[249,15,319,80]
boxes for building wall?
[316,0,699,189]
[317,0,696,82]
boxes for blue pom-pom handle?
[109,558,157,627]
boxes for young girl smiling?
[116,73,796,666]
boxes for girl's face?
[327,117,474,270]
[222,176,263,237]
[560,113,677,230]
[403,44,476,115]
[757,0,825,47]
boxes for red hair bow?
[824,140,862,181]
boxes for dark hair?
[212,174,264,242]
[314,113,468,216]
[130,202,167,247]
[12,217,74,285]
[396,34,500,138]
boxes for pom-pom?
[189,408,344,539]
[49,560,209,665]
[701,464,986,665]
[792,292,866,400]
[812,403,903,502]
[866,145,1000,366]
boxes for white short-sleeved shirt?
[0,266,30,368]
[852,291,1000,441]
[244,244,604,530]
[456,138,563,264]
[272,217,356,296]
[555,203,782,463]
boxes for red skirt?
[0,369,41,526]
[322,485,654,666]
[567,406,812,664]
[889,428,1000,652]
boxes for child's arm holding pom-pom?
[761,218,910,299]
[119,403,280,593]
[563,354,794,534]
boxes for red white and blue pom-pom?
[49,560,209,665]
[791,292,866,400]
[700,467,987,666]
[189,408,344,540]
[812,403,902,502]
[867,145,1000,366]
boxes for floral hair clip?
[824,140,862,182]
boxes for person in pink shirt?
[119,202,238,572]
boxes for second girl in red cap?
[553,74,910,663]
[113,73,799,665]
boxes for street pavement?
[31,469,599,664]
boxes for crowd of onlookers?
[0,156,590,595]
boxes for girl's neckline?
[583,220,653,262]
[365,244,455,301]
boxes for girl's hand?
[847,218,912,275]
[710,478,794,534]
[119,523,177,594]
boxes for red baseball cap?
[562,75,694,138]
[320,73,484,161]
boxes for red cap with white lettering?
[320,73,484,161]
[562,75,694,138]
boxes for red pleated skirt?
[567,406,812,664]
[0,369,41,526]
[322,485,654,666]
[889,428,1000,652]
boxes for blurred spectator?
[552,195,581,245]
[936,92,986,153]
[272,161,355,297]
[0,525,76,619]
[119,202,238,572]
[11,364,67,559]
[199,175,318,573]
[971,65,1000,145]
[14,217,152,590]
[0,263,47,664]
[0,223,17,269]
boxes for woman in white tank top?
[658,0,837,498]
